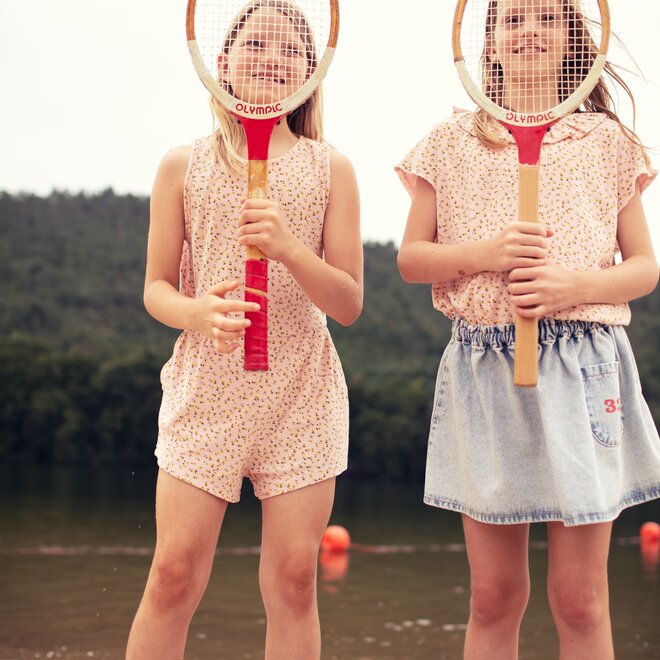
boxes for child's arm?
[237,150,363,326]
[398,176,550,283]
[509,184,659,318]
[144,147,260,353]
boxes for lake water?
[0,466,658,659]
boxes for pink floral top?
[396,111,656,326]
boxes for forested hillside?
[1,191,658,478]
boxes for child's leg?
[546,521,614,660]
[259,477,336,660]
[462,515,531,660]
[126,469,228,660]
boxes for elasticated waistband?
[451,318,604,349]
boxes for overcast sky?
[2,0,659,250]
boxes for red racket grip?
[244,259,268,371]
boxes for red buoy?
[640,522,660,544]
[321,525,351,553]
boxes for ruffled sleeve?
[395,124,444,197]
[616,129,657,212]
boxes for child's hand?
[191,280,260,354]
[483,222,553,272]
[237,199,298,261]
[508,263,579,318]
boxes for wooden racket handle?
[244,159,269,371]
[246,159,268,258]
[513,164,540,387]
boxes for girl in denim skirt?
[396,2,659,658]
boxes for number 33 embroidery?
[604,399,622,414]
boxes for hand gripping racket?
[452,0,610,386]
[186,0,339,370]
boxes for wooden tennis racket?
[186,0,339,370]
[452,0,610,386]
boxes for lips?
[253,74,286,84]
[514,43,546,54]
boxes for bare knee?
[260,549,318,616]
[470,577,530,626]
[549,579,608,633]
[146,550,208,614]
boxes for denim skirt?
[424,319,660,526]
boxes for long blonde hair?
[210,0,324,174]
[474,0,649,165]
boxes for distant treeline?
[1,191,658,478]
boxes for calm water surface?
[0,466,658,659]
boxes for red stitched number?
[604,399,621,414]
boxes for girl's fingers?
[207,280,241,296]
[212,316,250,332]
[215,326,248,339]
[515,258,546,269]
[238,214,279,230]
[513,222,551,237]
[216,301,261,313]
[511,247,546,260]
[510,293,540,307]
[237,220,269,235]
[213,338,240,354]
[508,269,547,291]
[212,327,246,343]
[238,234,269,249]
[514,305,542,319]
[238,210,264,225]
[238,205,278,225]
[509,266,542,281]
[240,198,276,210]
[508,282,531,295]
[515,235,548,249]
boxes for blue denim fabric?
[424,319,660,526]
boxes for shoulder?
[424,110,477,141]
[297,138,357,187]
[156,144,192,183]
[403,110,477,161]
[591,113,622,135]
[560,112,624,144]
[151,145,193,212]
[328,146,356,178]
[575,114,650,164]
[396,111,473,189]
[327,146,358,197]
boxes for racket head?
[187,0,338,120]
[453,0,610,127]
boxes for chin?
[241,89,288,106]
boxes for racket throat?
[236,114,284,161]
[501,121,558,166]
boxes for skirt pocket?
[580,361,622,447]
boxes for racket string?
[193,0,331,108]
[459,0,604,115]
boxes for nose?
[258,45,282,65]
[520,17,540,37]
